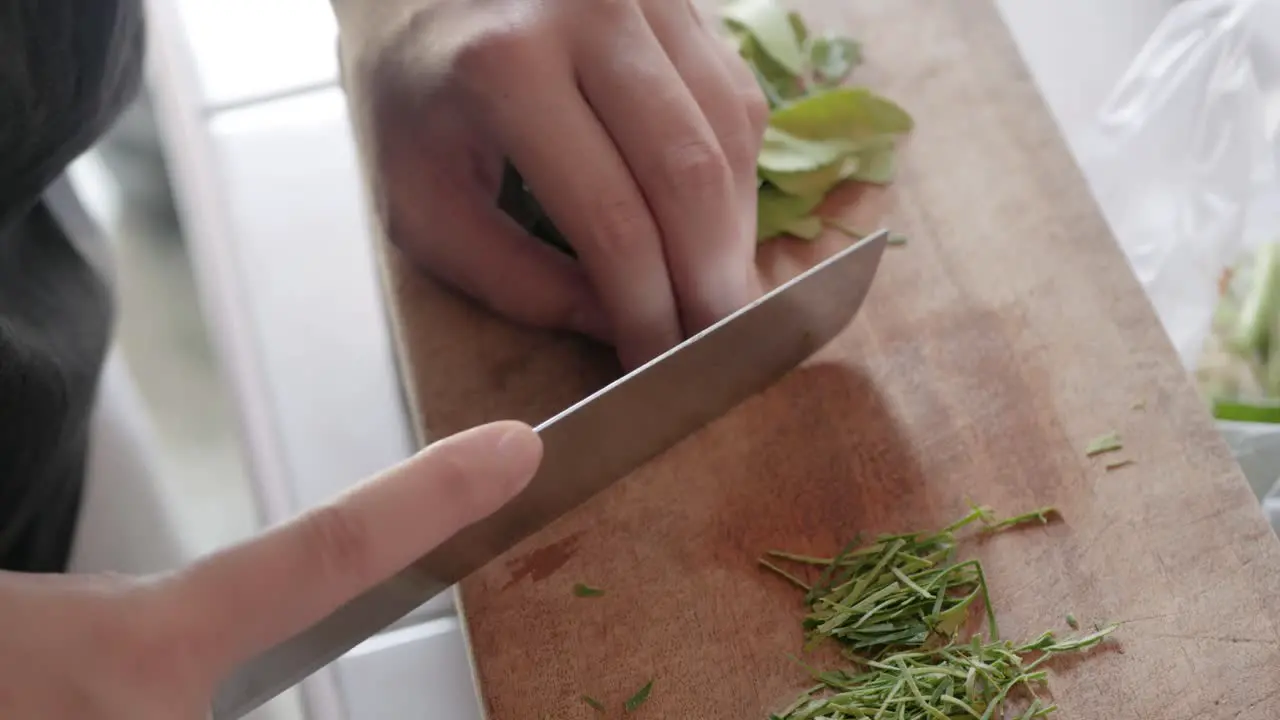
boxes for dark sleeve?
[0,0,145,572]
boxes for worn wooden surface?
[368,0,1280,716]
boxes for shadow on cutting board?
[694,359,935,570]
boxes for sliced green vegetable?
[1066,613,1079,630]
[1212,397,1280,423]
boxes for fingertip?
[432,421,542,505]
[492,420,543,492]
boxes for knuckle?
[298,503,374,588]
[450,24,538,87]
[659,138,732,200]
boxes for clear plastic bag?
[1075,0,1280,370]
[1074,0,1280,519]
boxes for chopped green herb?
[572,583,605,598]
[979,505,1058,533]
[1084,432,1124,457]
[581,695,606,713]
[1105,458,1134,471]
[1066,613,1079,630]
[624,680,653,713]
[763,506,1120,720]
[770,626,1118,719]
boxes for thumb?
[166,421,541,675]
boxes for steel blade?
[212,229,888,719]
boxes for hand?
[336,0,769,369]
[0,422,540,719]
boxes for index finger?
[167,421,541,676]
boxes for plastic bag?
[1075,0,1280,371]
[1074,0,1280,522]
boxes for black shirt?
[0,0,145,571]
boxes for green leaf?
[810,35,862,87]
[757,186,825,242]
[581,695,606,713]
[787,11,809,46]
[721,0,808,77]
[738,35,806,107]
[763,157,858,197]
[848,144,897,185]
[624,680,654,713]
[757,127,855,173]
[770,87,914,141]
[573,583,605,598]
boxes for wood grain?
[361,0,1280,716]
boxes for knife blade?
[211,229,888,719]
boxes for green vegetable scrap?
[1197,239,1280,419]
[769,625,1118,720]
[761,505,1058,658]
[1065,613,1079,630]
[624,680,654,713]
[1084,432,1123,457]
[1104,458,1134,472]
[573,582,605,598]
[581,695,607,713]
[499,0,913,253]
[762,506,1120,720]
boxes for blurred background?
[61,0,1277,719]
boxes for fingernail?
[493,422,542,470]
[437,422,542,498]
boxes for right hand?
[0,422,540,719]
[335,0,769,369]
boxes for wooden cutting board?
[360,0,1280,716]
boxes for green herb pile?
[499,0,913,253]
[761,505,1119,720]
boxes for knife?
[211,229,888,719]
